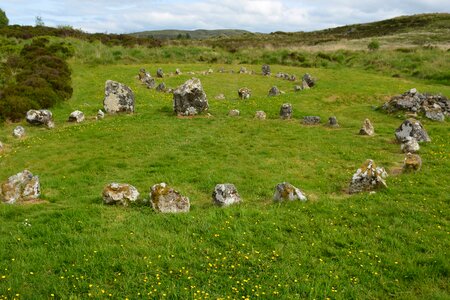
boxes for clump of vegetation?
[0,8,8,28]
[368,39,380,51]
[0,38,73,121]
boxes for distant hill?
[131,29,251,40]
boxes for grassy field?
[0,62,449,299]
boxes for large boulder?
[359,119,374,136]
[348,159,387,194]
[212,184,242,207]
[102,183,139,206]
[279,103,293,119]
[262,64,271,76]
[302,73,315,88]
[238,87,251,100]
[0,170,40,204]
[150,183,190,213]
[26,109,54,128]
[401,137,420,153]
[68,110,85,123]
[268,86,281,96]
[103,80,135,114]
[273,182,307,202]
[13,126,25,138]
[255,111,267,120]
[173,78,209,116]
[395,119,430,143]
[403,153,422,172]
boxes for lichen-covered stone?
[68,110,85,123]
[212,184,242,207]
[103,80,135,114]
[403,153,422,172]
[327,116,339,127]
[102,183,139,206]
[26,109,54,128]
[97,109,105,120]
[138,68,156,88]
[395,119,430,143]
[303,116,321,125]
[302,73,315,88]
[255,111,266,120]
[238,87,251,100]
[150,183,190,213]
[262,64,271,76]
[214,94,225,100]
[0,170,40,204]
[156,68,164,78]
[279,103,292,119]
[13,126,25,138]
[348,159,387,194]
[294,85,303,92]
[173,78,208,116]
[268,86,280,96]
[401,137,420,153]
[359,119,374,136]
[175,68,182,75]
[239,67,248,74]
[156,82,166,92]
[229,109,240,117]
[273,182,307,202]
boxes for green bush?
[0,8,8,28]
[368,39,380,51]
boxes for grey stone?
[138,68,156,89]
[303,116,321,125]
[301,80,310,90]
[102,183,139,206]
[359,119,374,136]
[302,73,315,87]
[239,67,248,74]
[238,87,251,100]
[173,78,209,116]
[268,86,280,96]
[395,119,430,143]
[0,170,40,204]
[103,80,135,114]
[68,110,85,123]
[327,116,339,127]
[273,182,307,202]
[403,153,422,172]
[262,64,271,76]
[280,103,293,119]
[294,85,303,92]
[26,109,53,128]
[255,111,266,120]
[401,137,420,153]
[156,82,166,92]
[212,184,242,207]
[97,109,105,120]
[214,94,225,100]
[150,183,190,213]
[156,68,164,78]
[13,126,25,138]
[175,68,182,75]
[348,159,387,194]
[228,109,240,117]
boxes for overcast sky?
[1,0,449,33]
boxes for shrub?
[0,8,8,28]
[368,39,380,51]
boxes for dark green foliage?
[0,8,8,27]
[0,38,73,121]
[368,39,380,51]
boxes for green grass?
[0,63,449,299]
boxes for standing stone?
[13,126,25,138]
[173,78,208,116]
[102,183,139,206]
[302,73,315,88]
[239,67,248,74]
[294,85,303,92]
[279,103,293,119]
[175,68,182,75]
[359,119,374,136]
[268,86,280,96]
[156,68,164,78]
[348,159,387,194]
[26,109,54,128]
[68,110,85,123]
[403,153,422,172]
[103,80,135,114]
[301,80,310,90]
[401,137,420,153]
[150,183,190,213]
[262,64,271,76]
[214,94,225,100]
[212,184,242,207]
[255,111,266,120]
[327,116,339,127]
[395,119,430,143]
[273,182,307,202]
[238,87,251,100]
[0,170,40,204]
[156,82,166,92]
[228,109,240,117]
[303,116,321,125]
[138,68,156,89]
[97,109,105,120]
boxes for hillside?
[131,29,251,40]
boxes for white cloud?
[1,0,449,33]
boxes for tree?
[368,39,380,51]
[35,16,44,26]
[0,8,9,27]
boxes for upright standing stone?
[212,184,242,207]
[26,109,54,128]
[0,170,40,204]
[68,110,85,123]
[302,73,315,88]
[173,78,209,116]
[238,87,251,100]
[327,116,339,127]
[279,103,293,119]
[262,64,271,76]
[395,119,430,143]
[97,109,105,120]
[268,86,280,96]
[175,68,182,75]
[403,153,422,172]
[138,68,156,88]
[359,119,374,136]
[273,182,307,202]
[400,137,420,153]
[150,183,190,213]
[103,80,135,114]
[102,183,139,206]
[156,82,166,92]
[348,159,387,194]
[156,68,164,78]
[255,111,266,120]
[13,126,25,138]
